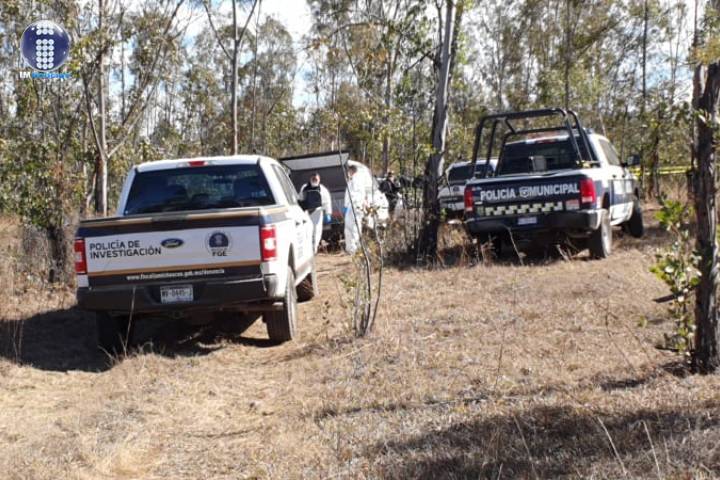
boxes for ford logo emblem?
[161,238,184,249]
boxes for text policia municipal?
[88,240,162,259]
[474,183,580,202]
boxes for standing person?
[299,172,332,253]
[343,165,366,255]
[380,170,401,216]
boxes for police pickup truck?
[464,108,644,258]
[75,156,317,352]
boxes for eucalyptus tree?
[692,0,720,373]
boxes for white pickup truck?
[438,159,497,218]
[74,156,317,352]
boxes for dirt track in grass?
[1,208,719,479]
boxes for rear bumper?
[440,200,464,214]
[77,274,280,314]
[465,209,602,236]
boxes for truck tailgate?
[467,173,586,216]
[78,209,271,288]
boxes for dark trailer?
[279,150,349,241]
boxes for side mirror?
[625,154,641,167]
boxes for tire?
[626,198,644,238]
[588,208,612,259]
[297,260,318,303]
[96,312,133,355]
[264,267,297,343]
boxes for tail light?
[464,187,475,213]
[260,225,277,261]
[579,178,596,206]
[74,238,87,274]
[187,160,206,167]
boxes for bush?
[649,199,699,356]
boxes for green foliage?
[0,138,85,229]
[650,200,700,356]
[0,0,698,249]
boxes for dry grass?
[1,208,719,479]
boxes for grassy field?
[1,209,719,479]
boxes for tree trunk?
[693,60,720,373]
[382,69,392,173]
[96,0,108,216]
[418,0,457,262]
[563,0,572,110]
[232,0,239,155]
[641,0,648,110]
[120,11,126,121]
[250,1,261,152]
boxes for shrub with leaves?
[650,199,700,355]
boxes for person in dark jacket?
[380,170,401,215]
[299,173,332,253]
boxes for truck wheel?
[626,198,644,238]
[96,312,133,355]
[264,267,297,343]
[297,260,318,303]
[588,209,612,259]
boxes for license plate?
[517,216,537,226]
[160,285,193,304]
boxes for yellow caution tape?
[629,166,690,176]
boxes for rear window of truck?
[448,165,473,182]
[497,138,596,176]
[448,163,492,183]
[124,165,275,215]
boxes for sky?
[76,0,315,107]
[68,0,703,109]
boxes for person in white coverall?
[299,173,332,253]
[343,165,366,255]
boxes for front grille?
[482,201,564,216]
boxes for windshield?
[496,138,594,176]
[124,164,275,215]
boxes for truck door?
[274,166,313,268]
[598,138,631,222]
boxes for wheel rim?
[602,216,610,252]
[288,274,297,333]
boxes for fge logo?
[18,20,72,80]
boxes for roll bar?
[470,108,595,177]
